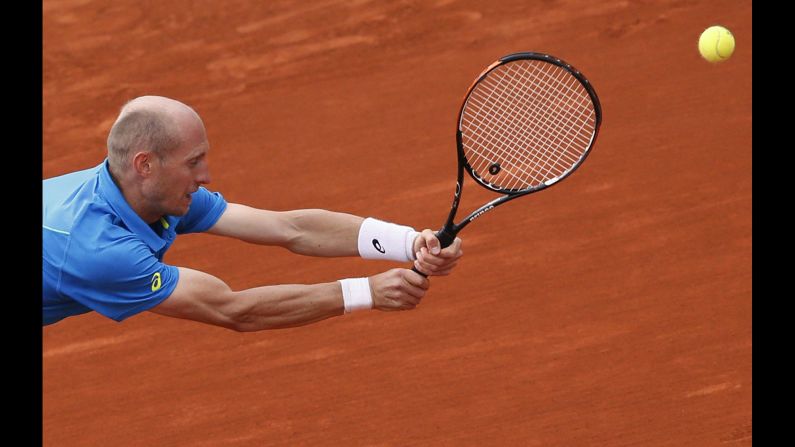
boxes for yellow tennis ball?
[698,25,735,63]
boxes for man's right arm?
[205,203,464,276]
[206,203,362,257]
[148,267,429,332]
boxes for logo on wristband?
[372,239,386,253]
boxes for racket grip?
[434,227,458,249]
[410,227,458,278]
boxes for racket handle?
[435,227,458,249]
[410,227,458,278]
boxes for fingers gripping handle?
[434,227,458,250]
[410,227,457,278]
[411,266,429,278]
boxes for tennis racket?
[413,52,602,276]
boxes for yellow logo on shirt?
[151,272,162,292]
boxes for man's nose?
[197,166,211,185]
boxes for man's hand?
[411,230,463,276]
[369,268,430,311]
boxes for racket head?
[456,52,602,195]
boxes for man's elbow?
[221,301,261,332]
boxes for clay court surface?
[43,1,752,445]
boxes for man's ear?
[132,151,154,177]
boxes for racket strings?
[481,68,591,188]
[469,70,577,187]
[468,61,593,187]
[461,59,596,191]
[505,62,591,185]
[468,63,592,189]
[468,75,551,186]
[530,63,595,172]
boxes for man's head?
[107,96,211,222]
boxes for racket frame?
[434,52,602,248]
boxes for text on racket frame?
[468,205,495,222]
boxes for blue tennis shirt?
[42,159,227,325]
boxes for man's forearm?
[233,282,345,331]
[208,204,363,257]
[211,204,421,260]
[152,267,376,332]
[281,209,363,256]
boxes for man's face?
[148,123,211,217]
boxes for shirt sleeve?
[58,232,180,322]
[175,186,227,234]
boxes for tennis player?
[43,96,463,330]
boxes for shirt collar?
[97,159,167,252]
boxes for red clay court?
[43,1,752,445]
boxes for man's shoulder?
[43,163,103,192]
[43,163,107,231]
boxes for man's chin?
[169,205,190,216]
[174,196,192,215]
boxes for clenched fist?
[369,268,430,311]
[412,229,463,276]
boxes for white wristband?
[338,278,373,313]
[357,217,419,262]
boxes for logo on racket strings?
[372,239,386,254]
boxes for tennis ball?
[698,25,735,63]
